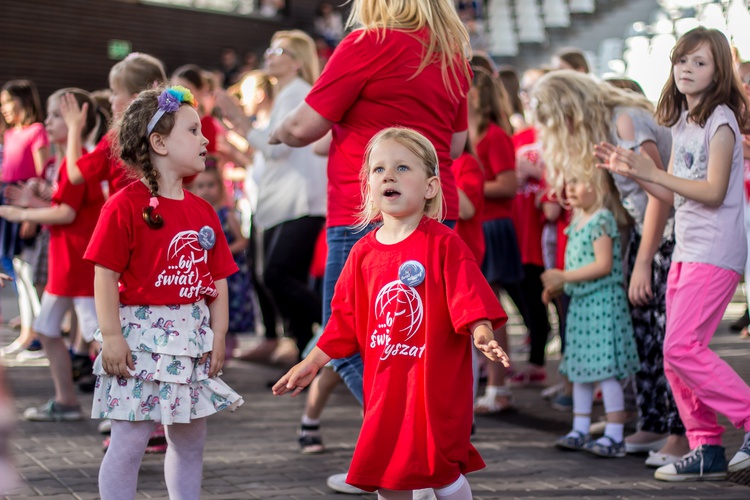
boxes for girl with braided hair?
[84,85,243,499]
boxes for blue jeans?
[324,225,376,406]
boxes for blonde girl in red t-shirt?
[275,127,509,500]
[65,53,168,195]
[468,67,523,414]
[0,89,105,422]
[85,86,242,499]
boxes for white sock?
[435,475,472,500]
[602,423,624,444]
[301,415,320,427]
[572,415,591,436]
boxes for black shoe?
[71,353,94,382]
[730,308,750,331]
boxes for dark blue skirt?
[481,217,524,286]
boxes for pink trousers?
[664,262,750,448]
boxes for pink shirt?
[2,123,47,183]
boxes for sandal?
[474,386,513,414]
[298,423,325,454]
[555,430,590,451]
[584,435,626,458]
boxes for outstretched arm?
[269,102,334,147]
[272,346,332,397]
[471,320,510,365]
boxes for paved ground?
[2,285,750,499]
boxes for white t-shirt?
[672,104,747,274]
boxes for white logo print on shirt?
[154,230,216,299]
[370,279,426,361]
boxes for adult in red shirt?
[268,0,472,471]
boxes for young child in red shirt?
[84,86,243,499]
[274,127,508,499]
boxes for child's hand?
[541,268,566,292]
[594,142,658,182]
[0,273,13,288]
[0,206,24,222]
[628,260,653,306]
[3,184,33,208]
[200,334,226,378]
[101,335,135,378]
[59,92,88,135]
[272,359,321,397]
[474,333,510,366]
[541,286,562,305]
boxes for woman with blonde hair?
[532,70,688,465]
[262,0,473,492]
[215,30,327,364]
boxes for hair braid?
[140,143,164,229]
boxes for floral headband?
[146,85,196,136]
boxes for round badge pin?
[398,260,426,287]
[197,226,216,250]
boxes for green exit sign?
[107,40,132,60]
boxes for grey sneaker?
[326,472,366,494]
[23,400,83,422]
[555,430,589,450]
[729,431,750,473]
[654,445,727,482]
[584,435,627,458]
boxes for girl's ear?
[425,176,440,200]
[149,133,168,156]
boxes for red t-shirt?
[201,115,223,154]
[450,152,485,263]
[317,217,506,492]
[476,123,515,221]
[84,181,238,305]
[76,133,135,196]
[305,28,470,226]
[511,129,545,267]
[47,155,105,297]
[538,182,572,270]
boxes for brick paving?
[2,285,750,499]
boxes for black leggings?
[262,216,325,356]
[503,264,551,367]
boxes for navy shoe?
[555,430,589,451]
[654,445,727,482]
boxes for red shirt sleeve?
[52,157,86,212]
[443,233,507,334]
[77,136,111,185]
[84,199,133,273]
[305,30,375,123]
[483,126,515,178]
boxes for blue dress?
[217,207,254,333]
[559,209,640,383]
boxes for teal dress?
[559,209,640,383]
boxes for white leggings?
[378,475,472,500]
[99,419,207,500]
[13,258,40,332]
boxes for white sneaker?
[413,488,437,500]
[326,472,366,494]
[0,339,26,358]
[97,419,112,435]
[15,349,46,362]
[729,431,750,473]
